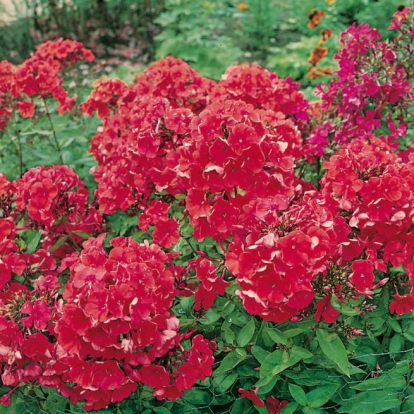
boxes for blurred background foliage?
[0,0,412,86]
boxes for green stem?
[13,111,24,176]
[42,97,64,164]
[304,322,320,349]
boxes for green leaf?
[266,327,288,345]
[307,384,340,408]
[350,365,408,391]
[213,372,238,393]
[284,328,305,338]
[119,408,135,414]
[224,328,236,345]
[389,334,405,354]
[284,369,340,387]
[328,295,341,312]
[73,230,92,240]
[281,402,298,414]
[330,295,361,316]
[349,364,368,375]
[199,308,221,324]
[255,350,283,387]
[210,394,234,406]
[183,389,211,405]
[43,388,68,413]
[403,331,414,342]
[251,345,270,364]
[337,390,401,414]
[316,330,350,377]
[386,317,402,333]
[237,318,256,347]
[48,236,68,253]
[256,347,306,388]
[259,376,279,394]
[22,229,42,253]
[231,399,250,413]
[217,349,246,374]
[290,346,313,360]
[289,383,308,406]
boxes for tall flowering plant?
[0,5,414,414]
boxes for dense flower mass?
[209,63,309,121]
[0,6,414,411]
[52,235,215,410]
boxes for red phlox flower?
[17,100,35,118]
[153,385,182,401]
[238,387,265,407]
[208,197,239,238]
[193,258,229,311]
[92,360,126,391]
[389,294,414,315]
[138,200,170,230]
[152,218,180,248]
[185,188,211,219]
[81,76,127,119]
[314,295,341,323]
[133,56,215,112]
[139,364,170,389]
[211,63,309,121]
[350,260,375,294]
[266,396,289,414]
[64,356,93,388]
[20,333,53,363]
[278,230,312,266]
[383,240,409,267]
[20,298,52,331]
[16,165,101,234]
[34,38,94,67]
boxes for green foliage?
[0,17,35,63]
[155,0,412,85]
[155,0,243,79]
[0,99,98,189]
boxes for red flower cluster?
[85,59,308,229]
[321,137,414,313]
[0,220,215,410]
[131,56,215,113]
[52,235,214,410]
[192,257,229,311]
[0,61,15,129]
[209,63,309,122]
[14,165,103,258]
[34,38,94,67]
[225,190,341,322]
[0,218,62,401]
[80,76,128,119]
[16,165,100,229]
[180,99,302,242]
[0,39,94,130]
